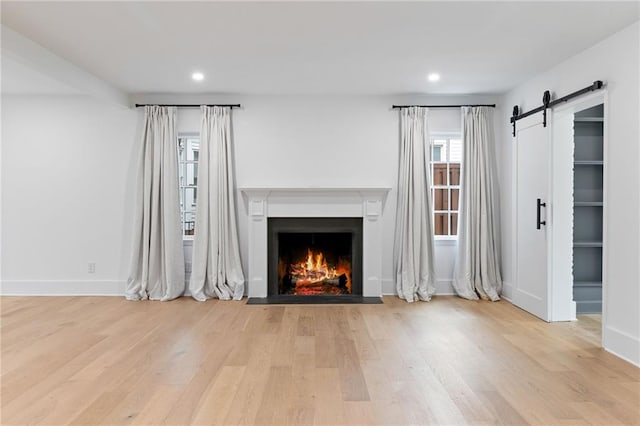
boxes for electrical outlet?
[88,262,96,274]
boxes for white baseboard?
[603,325,640,367]
[501,281,513,302]
[0,280,197,298]
[384,279,512,300]
[0,280,126,296]
[381,278,456,296]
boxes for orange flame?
[288,249,351,295]
[291,249,335,281]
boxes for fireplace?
[240,187,390,301]
[268,218,363,297]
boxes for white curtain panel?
[189,106,245,301]
[394,107,437,302]
[453,107,502,301]
[126,106,185,301]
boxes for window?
[431,135,461,237]
[178,135,199,237]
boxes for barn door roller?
[511,80,604,137]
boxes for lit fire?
[287,249,351,295]
[291,250,335,283]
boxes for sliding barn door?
[514,118,550,321]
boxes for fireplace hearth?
[268,218,362,298]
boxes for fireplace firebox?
[268,218,363,297]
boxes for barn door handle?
[537,198,546,230]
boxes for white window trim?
[434,237,457,245]
[430,132,462,240]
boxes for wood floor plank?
[161,330,240,425]
[190,366,246,425]
[343,401,378,424]
[69,390,126,425]
[296,314,315,337]
[222,334,276,425]
[570,401,626,426]
[1,331,108,412]
[129,384,184,426]
[487,370,574,425]
[1,296,638,425]
[254,366,293,425]
[313,367,347,425]
[267,306,299,369]
[335,337,370,401]
[286,350,316,425]
[476,390,530,425]
[419,348,496,424]
[408,367,467,425]
[314,329,337,368]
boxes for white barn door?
[514,118,550,321]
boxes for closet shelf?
[574,201,603,207]
[574,160,603,165]
[573,281,602,287]
[573,241,603,248]
[574,117,604,122]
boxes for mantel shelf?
[240,187,392,201]
[240,187,391,194]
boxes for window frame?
[430,132,462,240]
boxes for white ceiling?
[1,1,639,96]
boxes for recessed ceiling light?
[427,73,440,82]
[191,72,204,82]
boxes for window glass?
[432,146,442,162]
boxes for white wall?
[2,92,497,296]
[499,21,640,365]
[1,95,138,294]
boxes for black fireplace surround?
[267,217,363,299]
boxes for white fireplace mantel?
[240,187,391,298]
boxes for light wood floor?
[1,296,639,425]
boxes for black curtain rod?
[134,104,241,108]
[392,104,496,109]
[510,80,604,135]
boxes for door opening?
[550,92,606,348]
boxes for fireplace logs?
[281,249,351,295]
[284,274,347,295]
